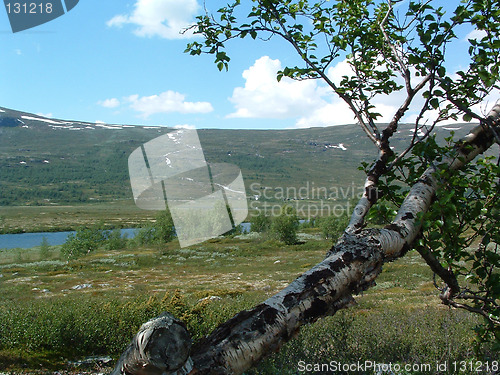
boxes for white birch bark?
[113,102,500,375]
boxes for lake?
[0,228,138,250]
[0,223,252,249]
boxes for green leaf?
[430,98,439,109]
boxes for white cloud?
[174,124,196,129]
[36,112,53,118]
[404,110,457,126]
[107,0,200,39]
[98,98,120,108]
[230,51,499,129]
[465,29,487,41]
[296,101,398,128]
[295,59,400,127]
[326,59,356,86]
[404,102,497,127]
[227,56,325,119]
[127,90,213,117]
[228,56,402,128]
[295,102,355,128]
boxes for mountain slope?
[0,106,478,206]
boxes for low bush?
[0,294,489,371]
[106,229,128,250]
[39,236,51,260]
[60,225,107,259]
[0,291,249,363]
[134,210,175,246]
[317,213,349,242]
[269,205,299,245]
[250,211,271,233]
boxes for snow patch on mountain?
[325,143,347,151]
[21,116,66,125]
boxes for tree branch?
[263,3,380,146]
[346,73,433,232]
[416,245,460,298]
[442,300,500,327]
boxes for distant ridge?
[0,106,479,206]
[0,106,163,130]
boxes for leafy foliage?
[269,205,300,245]
[106,229,129,251]
[38,236,51,260]
[60,224,108,259]
[374,133,499,348]
[186,0,499,133]
[250,211,271,233]
[134,210,176,246]
[317,213,349,242]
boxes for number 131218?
[5,2,53,14]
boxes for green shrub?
[250,211,271,233]
[39,236,51,260]
[0,292,243,359]
[106,229,128,250]
[269,205,299,245]
[152,210,176,243]
[317,213,349,242]
[248,307,489,375]
[134,210,176,245]
[134,226,156,246]
[60,225,107,259]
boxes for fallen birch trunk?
[112,103,500,375]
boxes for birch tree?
[113,0,499,373]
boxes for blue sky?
[0,0,493,129]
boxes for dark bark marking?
[365,186,380,204]
[305,267,337,288]
[401,212,414,220]
[400,242,411,257]
[283,293,300,310]
[249,306,280,334]
[384,223,404,235]
[261,306,280,325]
[464,126,491,155]
[348,281,360,293]
[417,175,434,187]
[341,251,354,264]
[303,299,329,321]
[328,258,345,273]
[315,284,327,295]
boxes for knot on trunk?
[112,312,193,375]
